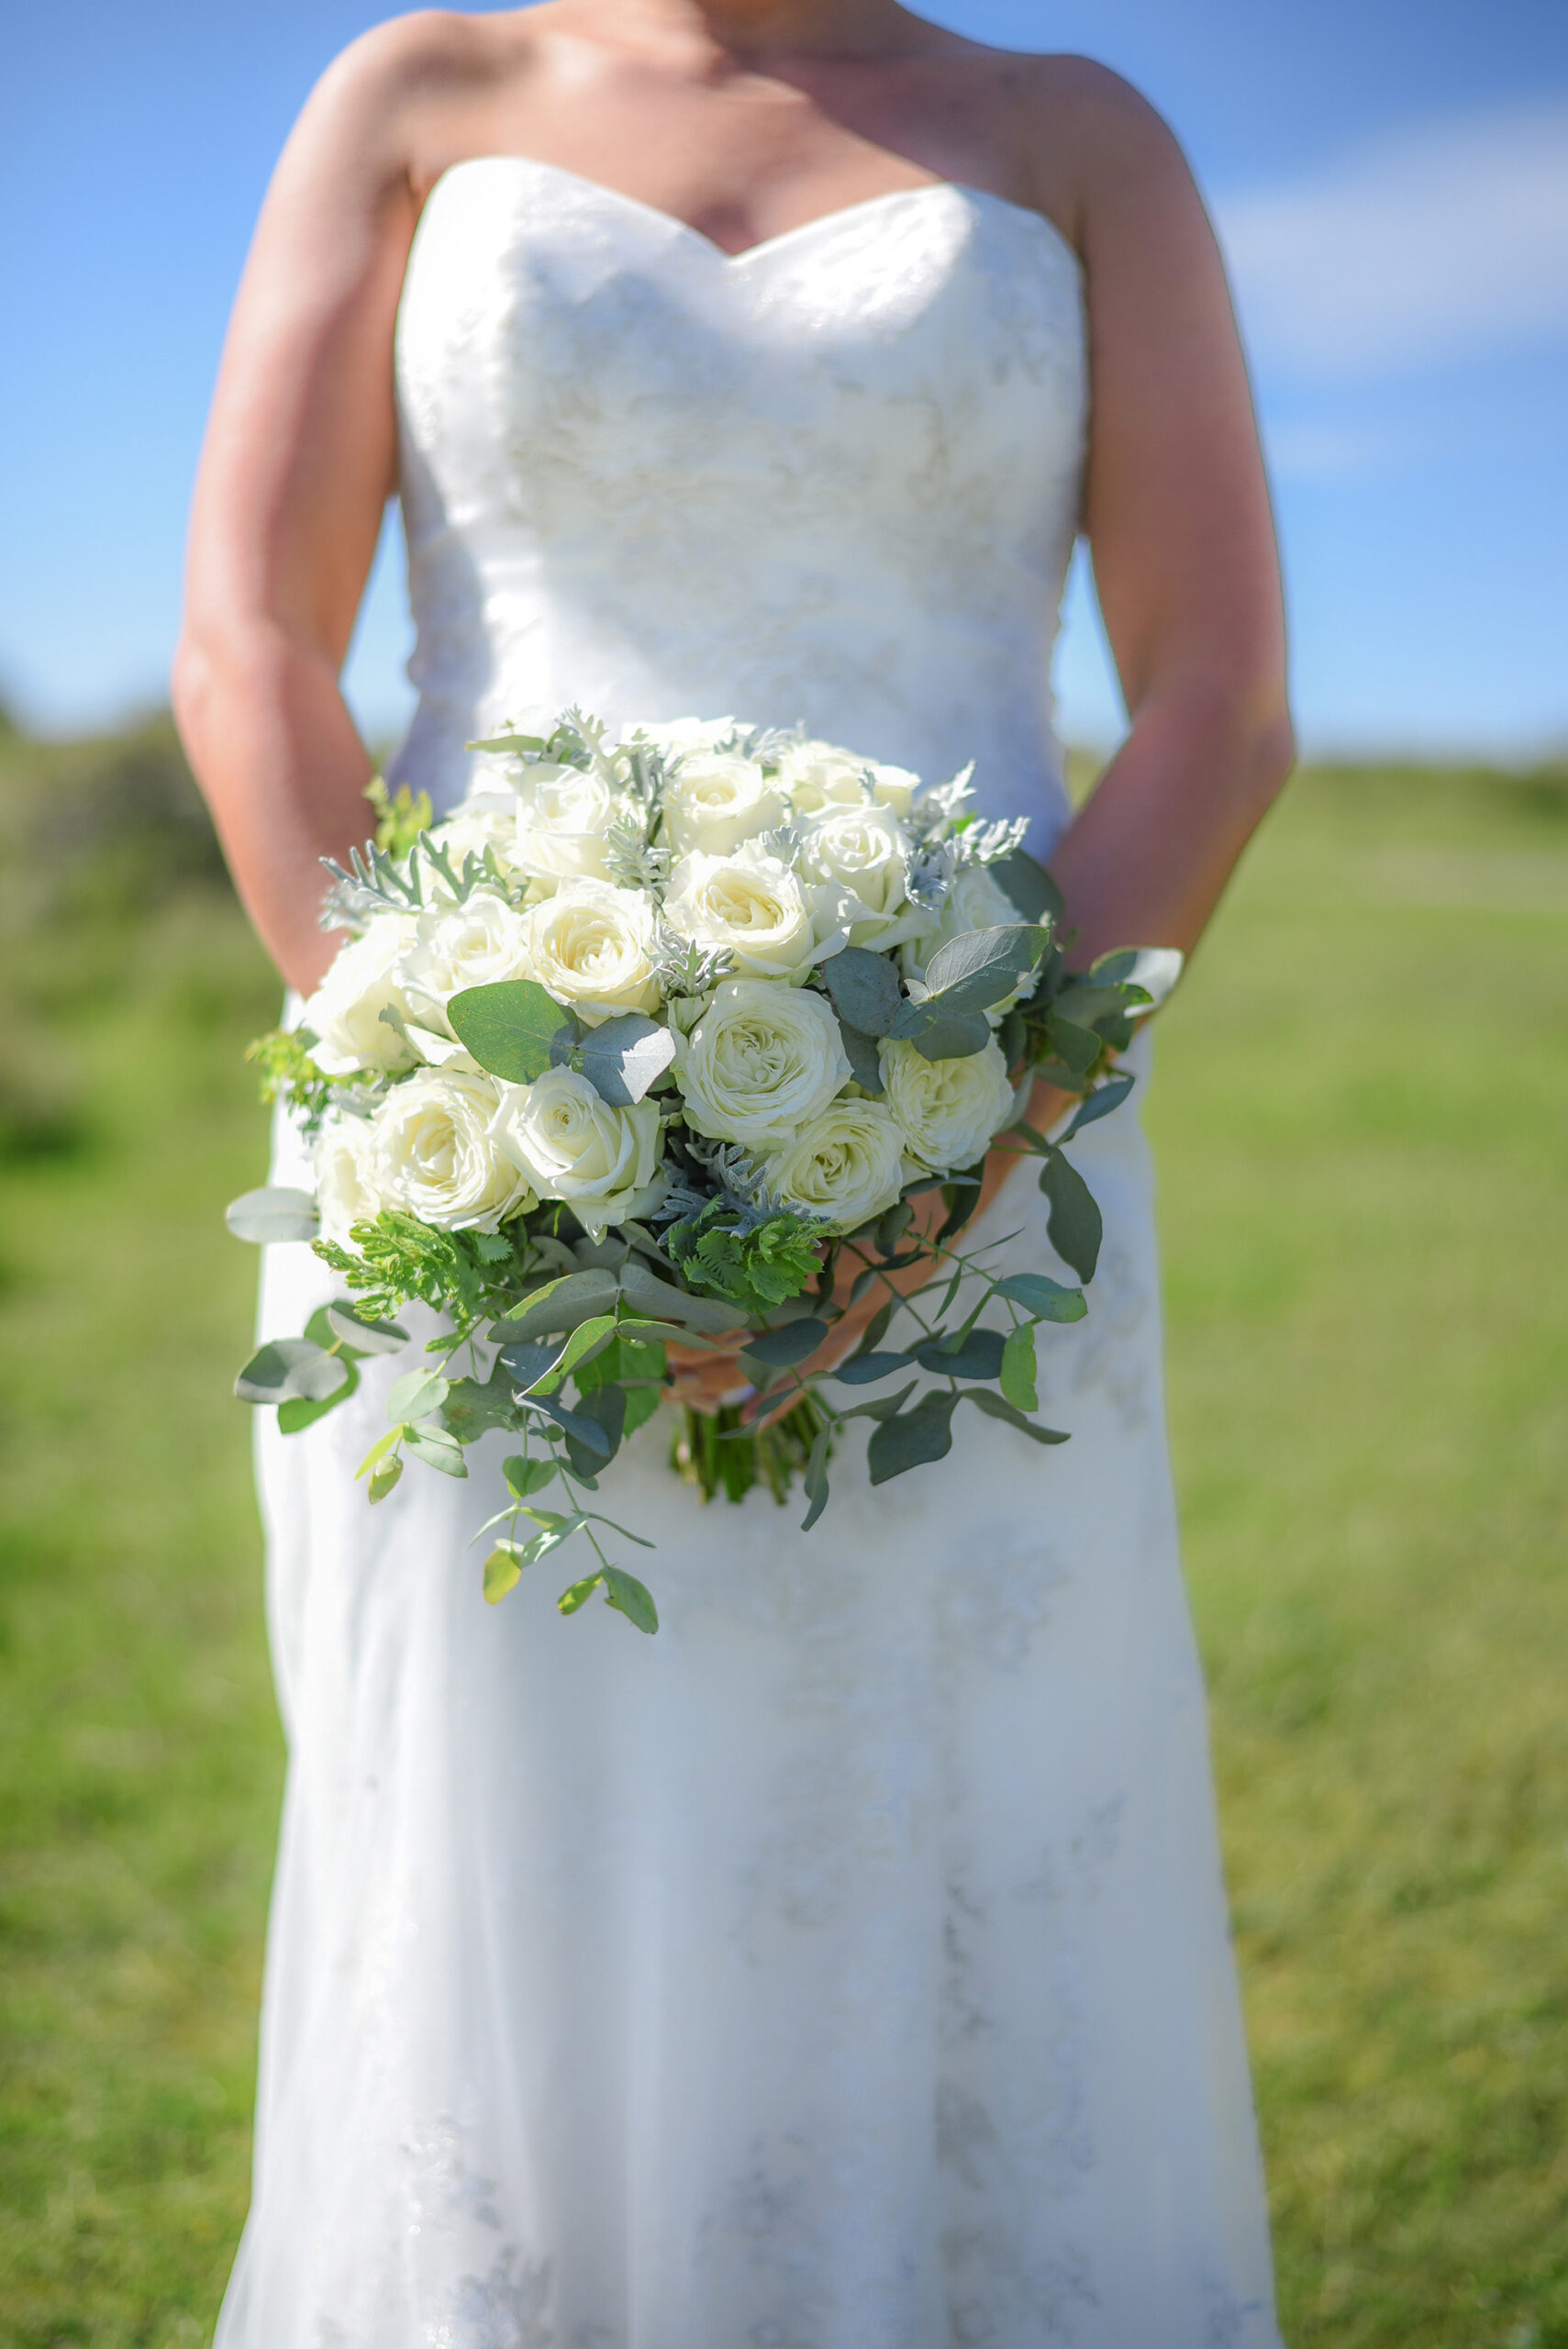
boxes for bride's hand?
[664,1075,1074,1420]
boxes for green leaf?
[368,1455,404,1503]
[557,1572,605,1616]
[448,979,579,1083]
[498,1336,569,1391]
[866,1390,960,1485]
[490,1271,617,1343]
[503,1454,557,1499]
[910,1329,1006,1381]
[617,1260,751,1333]
[601,1565,660,1634]
[1000,1323,1039,1412]
[1060,1074,1135,1140]
[356,1426,401,1478]
[855,1297,897,1356]
[483,1545,523,1605]
[279,1357,361,1433]
[799,1424,832,1532]
[920,923,1049,1014]
[836,1017,885,1094]
[522,1393,614,1459]
[575,1013,677,1108]
[564,1383,628,1477]
[819,945,905,1037]
[991,849,1063,928]
[830,1350,914,1386]
[1040,1014,1101,1078]
[875,1200,915,1254]
[516,1511,588,1563]
[226,1186,318,1244]
[993,1272,1088,1323]
[621,1381,662,1440]
[387,1368,450,1425]
[236,1338,350,1406]
[441,1362,524,1442]
[1089,945,1184,1006]
[544,1313,624,1386]
[883,1000,993,1062]
[326,1301,409,1354]
[1037,1148,1104,1284]
[962,1387,1070,1445]
[403,1418,468,1476]
[741,1317,829,1368]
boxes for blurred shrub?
[0,698,239,1159]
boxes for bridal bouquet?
[229,710,1177,1632]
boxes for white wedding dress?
[219,159,1282,2348]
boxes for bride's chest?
[395,160,1087,530]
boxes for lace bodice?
[388,157,1088,857]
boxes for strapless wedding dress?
[218,158,1281,2348]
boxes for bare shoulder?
[284,8,545,188]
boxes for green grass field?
[1,747,1565,2344]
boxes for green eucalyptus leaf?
[883,999,993,1061]
[387,1368,450,1426]
[565,1382,628,1476]
[1038,1148,1104,1284]
[910,1329,1006,1381]
[921,922,1049,1014]
[441,1363,523,1442]
[326,1302,409,1354]
[1089,945,1184,1006]
[866,1390,960,1485]
[617,1260,750,1334]
[990,850,1063,928]
[404,1418,468,1476]
[522,1394,614,1459]
[448,979,579,1083]
[799,1425,832,1533]
[962,1387,1070,1445]
[503,1454,558,1500]
[1000,1323,1039,1412]
[498,1336,568,1393]
[1040,1015,1101,1078]
[490,1270,621,1342]
[226,1186,319,1245]
[1060,1074,1135,1140]
[575,1013,677,1108]
[601,1565,660,1634]
[829,1351,914,1385]
[741,1318,829,1368]
[368,1455,404,1504]
[819,945,905,1037]
[236,1338,350,1407]
[483,1545,523,1605]
[557,1572,606,1616]
[836,1015,885,1094]
[992,1272,1087,1322]
[279,1357,361,1433]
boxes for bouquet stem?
[673,1393,829,1508]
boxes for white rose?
[394,891,534,1039]
[372,1068,536,1232]
[302,919,418,1076]
[798,802,931,952]
[777,740,919,820]
[675,978,851,1149]
[879,1036,1016,1174]
[491,1068,664,1238]
[900,861,1022,985]
[627,715,742,760]
[661,751,784,858]
[512,763,626,885]
[759,1097,910,1234]
[313,1112,385,1246]
[517,878,662,1024]
[430,793,524,880]
[662,846,823,983]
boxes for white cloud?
[1215,99,1568,379]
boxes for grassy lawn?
[0,751,1565,2344]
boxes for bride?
[175,2,1295,2341]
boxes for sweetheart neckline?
[420,151,1081,276]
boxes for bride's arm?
[172,26,461,995]
[676,80,1291,1411]
[1043,67,1295,970]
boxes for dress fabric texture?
[218,159,1282,2348]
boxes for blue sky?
[2,0,1564,758]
